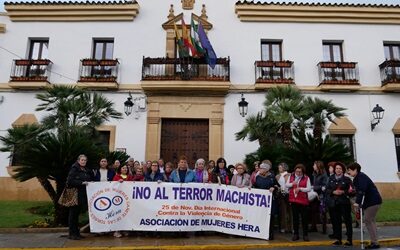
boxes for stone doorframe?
[145,96,224,162]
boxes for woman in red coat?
[113,165,134,182]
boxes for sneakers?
[332,240,342,245]
[366,243,380,249]
[113,231,122,238]
[344,241,353,246]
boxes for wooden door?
[160,119,209,168]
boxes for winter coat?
[353,172,382,209]
[93,168,115,182]
[325,174,354,207]
[66,162,94,206]
[169,169,197,183]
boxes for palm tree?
[0,85,125,225]
[302,96,346,141]
[235,111,280,147]
[264,85,304,147]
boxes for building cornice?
[235,2,400,24]
[4,1,140,22]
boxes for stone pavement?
[0,225,399,249]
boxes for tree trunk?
[37,177,69,226]
[282,124,292,148]
[313,120,323,141]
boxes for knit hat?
[259,163,271,171]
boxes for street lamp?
[371,104,385,131]
[238,93,248,117]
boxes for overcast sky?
[0,0,399,11]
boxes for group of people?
[65,154,382,249]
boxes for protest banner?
[87,182,272,240]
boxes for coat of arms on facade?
[182,0,195,10]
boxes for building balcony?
[380,59,400,92]
[141,57,230,95]
[254,60,294,89]
[77,58,119,89]
[318,61,360,92]
[9,59,52,89]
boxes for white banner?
[87,182,272,240]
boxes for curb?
[2,238,400,250]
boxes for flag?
[181,18,197,57]
[174,21,189,58]
[190,19,205,57]
[197,21,217,69]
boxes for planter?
[319,62,338,68]
[99,60,118,66]
[338,62,356,69]
[275,61,292,67]
[15,60,31,66]
[79,77,97,82]
[82,59,99,66]
[31,59,51,65]
[255,61,274,67]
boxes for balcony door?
[323,42,344,80]
[261,40,283,80]
[92,39,114,78]
[160,118,209,168]
[384,43,400,80]
[27,39,49,78]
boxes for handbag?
[58,187,78,207]
[308,190,318,201]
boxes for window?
[395,135,400,172]
[95,125,116,152]
[93,39,114,60]
[323,42,343,62]
[261,40,282,61]
[384,43,400,60]
[29,39,49,60]
[331,134,356,162]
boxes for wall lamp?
[238,93,248,117]
[124,92,134,116]
[371,104,385,131]
[124,92,147,118]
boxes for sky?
[0,0,399,11]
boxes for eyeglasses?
[151,164,158,167]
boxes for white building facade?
[0,0,399,199]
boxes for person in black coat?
[93,158,115,182]
[325,162,354,246]
[348,162,382,249]
[66,154,93,240]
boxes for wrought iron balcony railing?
[141,57,230,81]
[10,59,52,82]
[318,61,359,85]
[79,59,119,82]
[379,59,400,85]
[254,60,294,84]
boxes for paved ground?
[0,225,399,249]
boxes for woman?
[164,162,174,181]
[208,160,215,171]
[276,162,292,234]
[93,158,115,182]
[310,161,328,234]
[113,165,134,182]
[112,165,133,238]
[230,163,251,188]
[348,162,382,249]
[251,161,260,185]
[144,161,164,182]
[325,162,354,246]
[66,154,93,240]
[286,164,311,242]
[211,157,230,185]
[254,160,278,240]
[112,160,121,173]
[194,158,209,183]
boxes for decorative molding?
[162,13,213,30]
[255,83,296,90]
[182,0,195,10]
[147,117,161,124]
[141,80,230,96]
[9,81,50,89]
[5,2,140,22]
[0,23,5,33]
[318,84,361,92]
[76,82,119,90]
[210,118,223,125]
[12,113,39,127]
[167,4,175,20]
[235,3,400,24]
[392,118,400,134]
[179,103,192,112]
[328,117,357,135]
[96,125,116,152]
[382,83,400,92]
